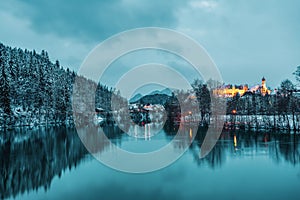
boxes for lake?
[1,123,300,200]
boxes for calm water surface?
[1,124,300,200]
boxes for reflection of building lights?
[148,124,151,136]
[234,135,237,147]
[264,135,268,143]
[189,128,193,139]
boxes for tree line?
[163,72,300,131]
[0,43,118,129]
[1,41,299,131]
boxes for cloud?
[0,9,91,70]
[0,0,193,75]
[2,0,190,43]
[190,1,218,10]
[0,0,299,88]
[177,0,300,87]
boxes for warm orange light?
[213,86,247,97]
[188,111,192,115]
[212,77,271,97]
[232,109,237,114]
[234,135,237,147]
[189,128,193,139]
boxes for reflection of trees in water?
[0,125,126,199]
[273,134,300,165]
[165,121,300,169]
[0,126,87,199]
[190,128,227,169]
[163,119,180,136]
[1,123,299,198]
[76,125,124,154]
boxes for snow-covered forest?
[223,90,300,131]
[0,126,87,199]
[1,42,299,132]
[184,78,300,132]
[0,43,118,129]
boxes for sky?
[0,0,299,90]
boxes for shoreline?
[1,114,300,133]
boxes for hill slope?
[0,42,115,128]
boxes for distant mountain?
[148,88,173,96]
[148,90,161,96]
[139,93,171,105]
[129,88,173,104]
[161,88,173,96]
[129,93,143,103]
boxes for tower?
[261,77,267,95]
[262,77,266,88]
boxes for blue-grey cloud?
[0,0,299,88]
[6,0,189,43]
[177,0,300,87]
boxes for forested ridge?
[0,42,115,129]
[1,41,300,131]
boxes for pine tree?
[37,64,46,123]
[199,84,211,122]
[293,66,300,83]
[0,56,11,128]
[0,42,121,128]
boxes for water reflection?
[0,126,87,199]
[1,123,300,199]
[189,129,300,169]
